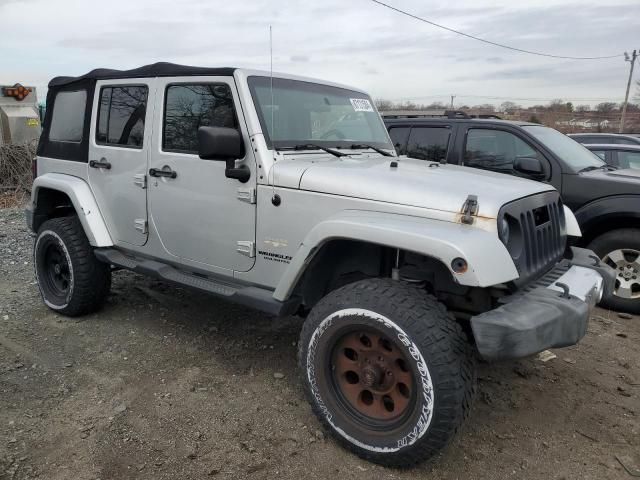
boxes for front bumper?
[471,247,616,361]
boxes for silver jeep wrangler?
[26,62,615,467]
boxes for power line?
[370,0,623,60]
[390,93,625,102]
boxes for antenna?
[268,24,279,204]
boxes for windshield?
[248,76,392,150]
[523,125,605,171]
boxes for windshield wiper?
[350,143,394,157]
[281,144,347,157]
[579,165,609,173]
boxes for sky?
[1,0,639,107]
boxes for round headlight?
[499,217,510,245]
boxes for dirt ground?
[1,206,639,480]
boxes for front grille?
[499,191,566,286]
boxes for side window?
[163,83,237,154]
[618,150,640,169]
[615,138,637,146]
[591,150,606,160]
[49,90,87,142]
[406,127,450,161]
[464,129,537,173]
[96,86,148,148]
[388,127,409,155]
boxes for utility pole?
[620,49,637,133]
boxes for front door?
[148,77,257,272]
[88,79,156,246]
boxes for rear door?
[88,79,156,246]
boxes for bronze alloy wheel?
[331,328,415,426]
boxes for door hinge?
[461,195,479,225]
[237,187,256,204]
[134,219,148,234]
[133,174,147,189]
[237,241,255,258]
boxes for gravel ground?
[0,206,639,480]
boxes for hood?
[568,167,640,197]
[272,154,554,218]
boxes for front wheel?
[298,279,475,467]
[588,228,640,314]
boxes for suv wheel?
[34,216,111,316]
[588,228,640,314]
[298,278,475,467]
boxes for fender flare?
[273,210,518,301]
[30,173,113,247]
[573,195,640,239]
[563,205,581,238]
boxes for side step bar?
[94,248,299,317]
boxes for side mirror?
[197,126,250,182]
[514,156,544,177]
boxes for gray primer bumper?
[471,247,616,361]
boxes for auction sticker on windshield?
[350,98,374,112]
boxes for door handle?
[89,158,112,169]
[149,167,177,179]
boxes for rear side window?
[614,138,639,145]
[96,86,148,148]
[464,129,537,173]
[575,136,599,144]
[49,90,87,142]
[163,83,237,154]
[388,127,409,155]
[406,127,450,162]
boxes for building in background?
[0,84,41,145]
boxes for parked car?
[583,143,640,170]
[27,63,614,467]
[569,133,640,146]
[383,113,639,313]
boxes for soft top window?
[49,90,87,142]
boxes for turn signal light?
[2,83,32,101]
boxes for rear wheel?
[298,278,475,467]
[34,216,111,316]
[588,228,640,314]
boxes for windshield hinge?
[461,195,479,225]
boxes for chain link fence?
[0,142,36,208]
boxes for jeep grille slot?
[499,192,566,286]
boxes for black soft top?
[49,62,236,88]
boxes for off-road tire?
[298,278,476,467]
[34,216,111,317]
[588,228,640,315]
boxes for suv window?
[614,138,638,145]
[617,150,640,169]
[163,83,237,154]
[49,90,87,142]
[96,86,148,148]
[575,136,601,144]
[388,127,409,155]
[406,127,450,161]
[464,128,537,173]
